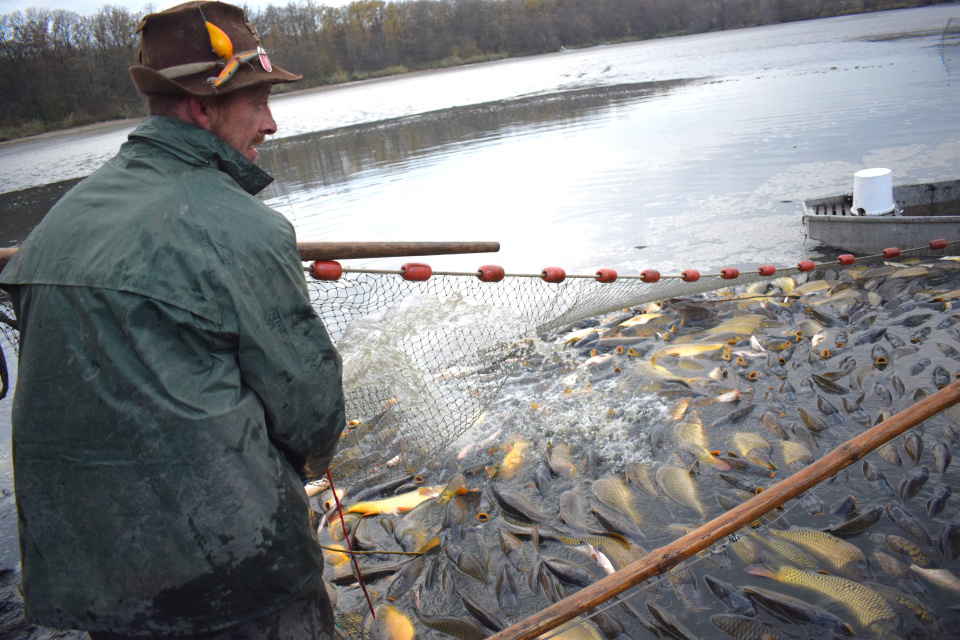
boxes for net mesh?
[302,243,954,488]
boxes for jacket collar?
[128,116,275,195]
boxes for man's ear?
[188,96,218,131]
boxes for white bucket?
[852,168,896,215]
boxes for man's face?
[208,84,277,162]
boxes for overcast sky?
[0,0,355,18]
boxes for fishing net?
[303,242,959,488]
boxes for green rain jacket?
[0,116,345,635]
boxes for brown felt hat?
[129,1,301,96]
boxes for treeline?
[0,0,947,139]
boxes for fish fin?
[418,537,441,554]
[441,473,467,499]
[744,564,777,579]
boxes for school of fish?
[316,254,960,640]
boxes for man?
[0,2,345,638]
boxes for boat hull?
[803,214,960,255]
[802,179,960,254]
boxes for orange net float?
[837,255,855,265]
[797,260,815,272]
[401,262,432,281]
[596,268,618,283]
[720,267,739,280]
[681,269,700,282]
[541,267,566,283]
[757,265,776,277]
[882,247,900,258]
[930,238,949,250]
[311,261,343,280]
[640,269,659,283]
[477,265,505,282]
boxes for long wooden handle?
[0,248,14,270]
[0,241,500,271]
[488,380,960,640]
[296,241,499,261]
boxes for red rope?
[326,470,376,621]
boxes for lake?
[0,0,959,610]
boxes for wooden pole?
[0,248,15,270]
[488,380,960,640]
[0,241,500,271]
[296,241,499,262]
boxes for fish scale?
[655,465,705,518]
[746,565,898,632]
[766,528,871,580]
[591,477,643,527]
[749,532,818,570]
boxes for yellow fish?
[747,565,897,633]
[564,327,599,344]
[619,313,663,327]
[499,440,531,480]
[344,486,442,516]
[651,342,728,360]
[370,604,415,640]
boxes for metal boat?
[802,179,960,254]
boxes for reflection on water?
[262,80,695,193]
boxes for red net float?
[882,247,900,258]
[757,265,776,276]
[400,262,432,281]
[596,268,618,283]
[930,239,948,250]
[477,265,505,282]
[720,267,739,280]
[541,267,566,283]
[311,261,342,280]
[837,255,855,265]
[797,260,815,272]
[681,269,700,282]
[640,269,659,283]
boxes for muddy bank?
[0,179,82,248]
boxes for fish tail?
[744,564,778,580]
[701,454,731,472]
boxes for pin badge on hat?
[245,21,272,72]
[258,46,272,72]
